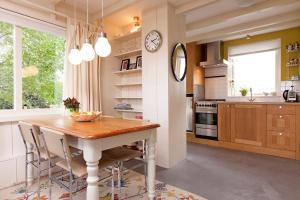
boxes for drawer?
[267,105,295,115]
[267,131,295,151]
[267,114,295,132]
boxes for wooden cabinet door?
[218,104,231,142]
[267,131,295,151]
[231,104,267,147]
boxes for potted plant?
[63,97,80,114]
[239,88,248,96]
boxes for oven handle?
[195,110,217,114]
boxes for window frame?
[0,10,66,115]
[227,39,281,97]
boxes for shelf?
[114,97,143,99]
[114,49,142,58]
[114,68,142,75]
[113,30,141,41]
[115,83,142,87]
[115,109,143,113]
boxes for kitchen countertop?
[218,101,300,105]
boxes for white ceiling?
[7,0,300,42]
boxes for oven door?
[195,110,218,138]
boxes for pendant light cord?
[86,0,89,40]
[101,0,104,31]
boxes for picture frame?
[129,63,137,70]
[120,59,130,71]
[136,56,142,68]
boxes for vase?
[65,107,79,116]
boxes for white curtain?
[64,19,102,112]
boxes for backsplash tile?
[281,81,300,92]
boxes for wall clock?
[145,30,162,52]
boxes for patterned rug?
[0,170,206,200]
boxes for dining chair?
[40,127,117,200]
[105,144,147,194]
[18,121,56,200]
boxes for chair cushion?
[104,147,143,162]
[56,155,115,178]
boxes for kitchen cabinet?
[230,104,267,147]
[218,104,231,142]
[267,131,295,151]
[267,114,295,133]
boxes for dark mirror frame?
[171,43,187,82]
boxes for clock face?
[145,30,162,52]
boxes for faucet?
[249,87,256,102]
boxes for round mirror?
[171,43,187,82]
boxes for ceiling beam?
[175,0,216,15]
[187,10,300,42]
[187,0,299,31]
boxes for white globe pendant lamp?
[95,32,111,57]
[68,47,82,65]
[95,0,111,57]
[80,39,95,61]
[80,0,95,61]
[68,1,82,65]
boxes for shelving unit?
[114,49,142,58]
[286,43,300,80]
[113,30,143,119]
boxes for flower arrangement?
[239,88,248,96]
[63,97,80,113]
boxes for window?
[0,12,65,111]
[228,39,281,96]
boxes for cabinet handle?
[279,106,282,109]
[279,115,283,119]
[279,133,283,136]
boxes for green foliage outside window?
[0,21,65,109]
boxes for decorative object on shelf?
[286,42,300,52]
[80,0,96,62]
[71,111,102,122]
[287,58,299,67]
[145,30,162,52]
[68,1,82,65]
[95,0,111,57]
[136,56,142,68]
[129,63,137,70]
[239,88,248,96]
[171,43,187,82]
[114,103,133,110]
[63,97,80,114]
[121,59,130,71]
[130,16,141,33]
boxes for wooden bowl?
[71,111,102,122]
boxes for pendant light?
[95,0,111,57]
[80,0,95,61]
[68,0,82,65]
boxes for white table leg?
[83,140,102,200]
[27,143,34,186]
[147,130,157,200]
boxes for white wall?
[0,122,26,189]
[142,3,186,168]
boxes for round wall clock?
[145,30,162,52]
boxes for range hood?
[200,41,229,68]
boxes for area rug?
[0,170,206,200]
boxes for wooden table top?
[22,116,160,139]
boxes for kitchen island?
[188,102,300,160]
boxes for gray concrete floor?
[129,142,300,200]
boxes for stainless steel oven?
[195,101,218,139]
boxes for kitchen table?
[22,116,160,200]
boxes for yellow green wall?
[223,27,300,81]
